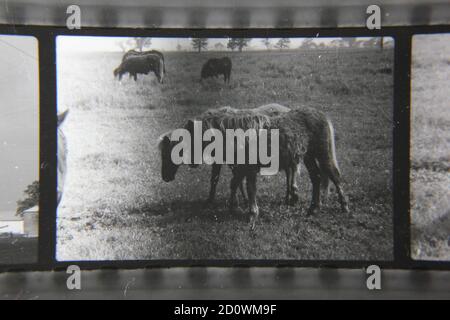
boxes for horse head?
[158,131,180,182]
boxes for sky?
[57,36,392,53]
[0,35,39,219]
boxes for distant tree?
[16,181,39,215]
[227,38,238,51]
[274,38,291,50]
[262,38,271,50]
[127,38,152,52]
[191,38,208,52]
[228,38,251,52]
[214,42,225,51]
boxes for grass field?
[0,237,37,264]
[57,46,394,261]
[411,35,450,261]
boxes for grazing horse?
[158,104,290,204]
[201,57,232,84]
[122,49,166,74]
[57,110,69,206]
[114,54,164,83]
[228,106,349,230]
[199,104,291,203]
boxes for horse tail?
[326,118,340,175]
[158,57,165,83]
[318,117,340,195]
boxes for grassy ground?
[57,47,394,261]
[411,35,450,261]
[0,237,37,264]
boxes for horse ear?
[185,119,195,133]
[58,110,69,127]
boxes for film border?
[0,24,448,272]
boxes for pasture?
[411,35,450,261]
[0,237,38,264]
[57,47,394,261]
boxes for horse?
[201,57,232,84]
[122,49,166,75]
[57,110,69,206]
[158,104,290,205]
[114,54,164,83]
[227,106,349,230]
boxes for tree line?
[116,37,387,53]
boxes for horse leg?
[133,73,137,81]
[229,169,244,214]
[246,170,259,231]
[290,165,300,205]
[208,164,221,203]
[323,160,349,213]
[319,165,330,204]
[239,181,248,203]
[284,168,291,205]
[304,153,321,216]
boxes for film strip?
[0,1,449,299]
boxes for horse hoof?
[249,220,256,231]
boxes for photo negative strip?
[56,36,394,261]
[411,34,450,261]
[0,35,39,265]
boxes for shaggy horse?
[228,107,349,230]
[159,104,290,204]
[57,110,69,206]
[159,105,348,230]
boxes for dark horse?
[159,104,290,205]
[114,54,164,83]
[201,57,232,84]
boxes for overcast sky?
[57,36,391,53]
[0,35,38,219]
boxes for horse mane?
[195,107,271,132]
